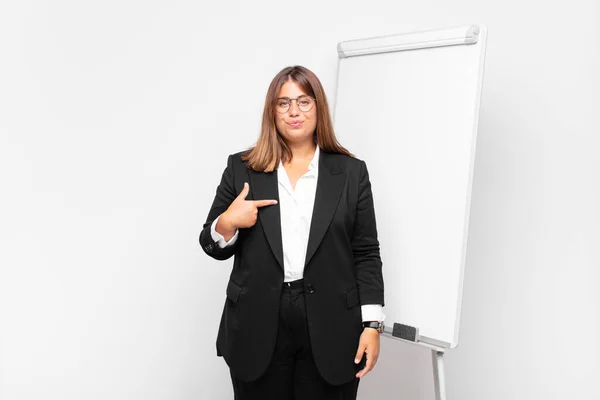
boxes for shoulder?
[230,150,247,163]
[221,150,250,170]
[321,150,366,176]
[224,148,367,174]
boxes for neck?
[288,141,317,161]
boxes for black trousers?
[229,279,360,400]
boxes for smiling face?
[274,80,317,146]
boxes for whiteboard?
[333,25,487,348]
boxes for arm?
[351,160,385,307]
[199,154,239,260]
[352,162,385,378]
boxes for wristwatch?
[362,321,385,334]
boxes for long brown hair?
[241,65,353,172]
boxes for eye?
[278,100,289,107]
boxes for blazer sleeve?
[351,160,385,306]
[199,154,238,261]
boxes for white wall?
[443,3,600,400]
[0,1,598,399]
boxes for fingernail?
[355,359,359,363]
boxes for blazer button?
[307,284,315,294]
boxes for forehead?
[278,80,308,98]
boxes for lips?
[287,121,303,128]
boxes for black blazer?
[200,149,384,386]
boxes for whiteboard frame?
[332,25,488,348]
[337,25,480,58]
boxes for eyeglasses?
[275,95,316,114]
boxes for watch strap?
[362,321,384,333]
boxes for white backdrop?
[0,1,598,399]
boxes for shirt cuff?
[360,304,386,323]
[210,214,239,248]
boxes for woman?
[200,65,385,400]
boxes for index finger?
[357,353,375,378]
[252,199,278,208]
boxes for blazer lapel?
[247,168,284,271]
[304,151,345,268]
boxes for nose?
[288,99,300,116]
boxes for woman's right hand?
[219,182,278,231]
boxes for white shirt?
[211,147,384,322]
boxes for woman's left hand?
[354,328,381,378]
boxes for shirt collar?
[309,145,320,172]
[277,145,320,173]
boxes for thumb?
[238,182,249,199]
[355,344,366,364]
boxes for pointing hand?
[223,182,278,229]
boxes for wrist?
[217,212,237,236]
[362,321,384,334]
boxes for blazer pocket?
[226,280,242,304]
[344,287,360,309]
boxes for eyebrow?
[277,95,309,99]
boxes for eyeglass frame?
[274,95,317,114]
